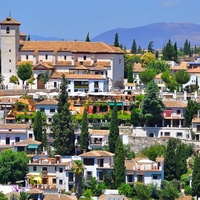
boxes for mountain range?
[30,22,200,49]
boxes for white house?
[0,16,124,91]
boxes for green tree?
[175,69,190,91]
[138,45,142,54]
[39,70,51,86]
[33,111,43,142]
[140,81,164,126]
[164,138,179,181]
[146,60,170,74]
[0,192,7,200]
[27,77,36,89]
[131,39,137,54]
[17,192,30,200]
[140,52,156,67]
[85,32,90,42]
[192,155,200,199]
[50,75,75,155]
[0,150,29,184]
[149,183,160,200]
[114,33,119,47]
[162,39,174,61]
[80,108,89,152]
[72,160,85,200]
[148,41,154,53]
[130,107,141,126]
[27,35,30,41]
[183,39,191,55]
[184,100,200,126]
[127,64,133,83]
[108,100,119,153]
[17,63,33,86]
[118,183,133,197]
[9,75,19,84]
[139,68,156,85]
[113,137,125,188]
[173,42,178,62]
[134,182,151,200]
[124,144,135,160]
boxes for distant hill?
[91,22,200,49]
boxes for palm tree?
[17,192,30,200]
[72,160,85,199]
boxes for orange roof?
[90,65,107,71]
[35,99,58,105]
[33,62,54,69]
[163,100,187,108]
[14,138,41,146]
[0,124,30,129]
[74,65,89,70]
[155,73,162,79]
[0,16,21,25]
[89,129,109,135]
[56,61,72,66]
[95,61,111,66]
[170,62,188,70]
[20,41,124,54]
[51,72,106,80]
[187,67,200,73]
[192,118,200,123]
[79,150,114,157]
[133,63,145,72]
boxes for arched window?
[6,27,10,34]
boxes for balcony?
[164,113,184,119]
[42,170,48,177]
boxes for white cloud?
[161,0,180,7]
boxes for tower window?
[45,54,48,60]
[9,49,11,52]
[6,27,10,34]
[9,69,11,73]
[26,55,29,60]
[9,59,11,63]
[84,56,87,60]
[64,55,67,60]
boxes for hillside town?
[0,15,200,200]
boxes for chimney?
[55,155,61,164]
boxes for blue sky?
[0,0,200,40]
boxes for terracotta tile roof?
[29,157,57,165]
[192,117,200,123]
[0,16,21,25]
[51,72,106,80]
[133,63,145,72]
[94,61,111,66]
[35,99,58,105]
[14,138,41,147]
[75,61,91,66]
[27,188,44,194]
[176,196,192,200]
[125,83,136,86]
[125,159,135,170]
[79,150,114,157]
[33,62,54,69]
[20,31,27,36]
[90,65,107,71]
[74,65,89,70]
[170,62,188,70]
[16,61,33,66]
[163,100,187,108]
[187,67,200,73]
[99,194,128,200]
[89,129,109,135]
[56,61,72,65]
[0,124,30,129]
[44,194,77,200]
[20,41,124,54]
[155,73,162,79]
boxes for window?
[160,132,163,136]
[69,184,73,190]
[45,54,48,60]
[26,55,29,60]
[197,125,200,132]
[6,27,10,34]
[177,110,181,114]
[54,82,57,88]
[9,49,11,52]
[128,175,133,182]
[48,118,52,122]
[33,166,37,171]
[40,108,45,112]
[9,69,11,73]
[15,137,20,143]
[80,61,83,65]
[29,134,33,138]
[68,81,71,84]
[165,132,170,136]
[177,132,182,137]
[50,108,55,113]
[68,172,73,181]
[9,59,11,63]
[152,175,158,180]
[6,137,10,145]
[59,180,63,185]
[99,171,103,181]
[64,55,67,60]
[86,171,92,180]
[83,56,87,60]
[83,158,94,165]
[52,178,56,184]
[59,168,63,173]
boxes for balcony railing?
[164,113,183,118]
[42,171,48,177]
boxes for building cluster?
[1,15,200,196]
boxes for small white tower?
[0,16,21,87]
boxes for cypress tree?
[192,155,200,199]
[173,42,178,63]
[131,39,137,54]
[127,64,133,83]
[85,32,90,42]
[113,137,125,188]
[50,74,75,155]
[108,100,119,153]
[80,108,89,152]
[114,33,119,47]
[33,111,43,142]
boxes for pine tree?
[27,34,30,41]
[113,137,125,188]
[108,100,119,153]
[127,64,133,83]
[162,39,174,61]
[131,39,137,54]
[80,108,89,152]
[138,45,142,54]
[192,155,200,199]
[50,74,75,155]
[141,81,164,126]
[164,138,179,181]
[173,42,178,63]
[148,41,154,53]
[85,32,90,42]
[114,33,119,47]
[33,111,43,142]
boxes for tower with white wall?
[0,16,21,87]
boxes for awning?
[91,135,104,138]
[108,102,123,106]
[33,177,42,181]
[28,144,39,149]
